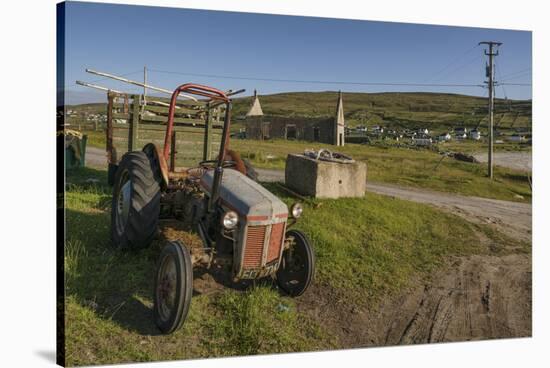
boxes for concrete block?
[285,154,367,198]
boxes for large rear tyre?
[276,230,315,297]
[111,151,161,250]
[153,241,193,334]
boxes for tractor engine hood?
[200,169,288,223]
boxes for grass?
[81,130,106,149]
[232,139,531,203]
[82,126,531,203]
[64,166,528,366]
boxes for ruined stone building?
[244,90,345,146]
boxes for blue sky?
[62,1,532,104]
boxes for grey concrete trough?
[284,154,367,198]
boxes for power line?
[499,82,531,86]
[495,62,508,99]
[499,73,531,82]
[148,68,482,88]
[430,54,483,83]
[498,67,531,80]
[423,44,480,82]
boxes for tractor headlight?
[290,203,303,218]
[222,211,239,229]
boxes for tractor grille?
[243,223,286,268]
[243,226,266,268]
[267,223,285,263]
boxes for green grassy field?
[231,139,531,203]
[64,166,528,366]
[81,129,530,203]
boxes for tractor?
[110,83,315,334]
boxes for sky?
[61,1,532,104]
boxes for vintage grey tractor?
[110,83,315,334]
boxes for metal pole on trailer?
[85,68,199,102]
[143,66,147,106]
[75,80,125,94]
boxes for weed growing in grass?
[204,287,332,356]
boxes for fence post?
[106,92,115,163]
[129,94,140,151]
[203,102,213,161]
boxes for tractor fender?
[142,143,169,188]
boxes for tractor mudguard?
[142,143,169,189]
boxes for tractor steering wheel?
[199,160,237,170]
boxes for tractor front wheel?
[276,230,315,297]
[153,241,193,334]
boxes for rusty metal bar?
[170,130,176,172]
[163,83,230,163]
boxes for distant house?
[469,130,481,140]
[418,128,429,135]
[455,133,467,140]
[508,134,526,143]
[436,133,452,142]
[454,127,468,135]
[355,125,367,132]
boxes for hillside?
[66,91,532,134]
[231,91,532,133]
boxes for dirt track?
[299,252,531,347]
[473,151,532,172]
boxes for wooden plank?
[113,112,130,120]
[142,104,203,116]
[135,94,208,108]
[140,114,208,126]
[129,94,140,151]
[116,122,223,134]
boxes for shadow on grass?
[66,207,166,336]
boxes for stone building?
[244,91,345,146]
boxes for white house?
[438,133,452,141]
[455,133,467,140]
[418,128,429,135]
[469,130,481,140]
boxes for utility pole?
[479,41,502,179]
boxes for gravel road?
[473,151,532,172]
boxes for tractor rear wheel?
[153,241,193,334]
[276,230,315,297]
[111,151,161,250]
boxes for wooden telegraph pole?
[479,41,502,179]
